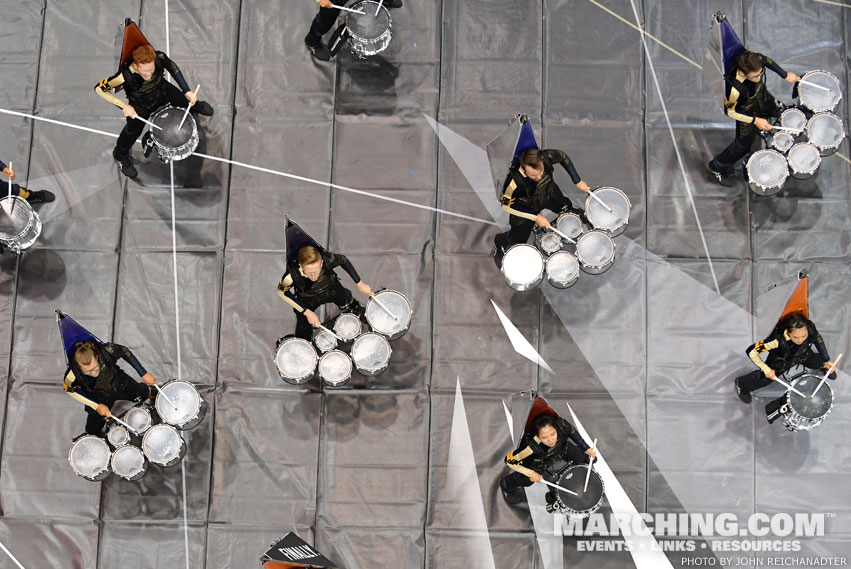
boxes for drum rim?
[539,231,562,252]
[346,0,393,42]
[586,187,631,229]
[788,375,833,418]
[800,70,842,109]
[111,444,146,475]
[108,425,130,445]
[546,251,579,279]
[150,104,198,146]
[157,379,202,424]
[806,112,845,148]
[501,243,545,282]
[319,349,353,382]
[787,143,821,173]
[334,313,363,340]
[69,435,111,476]
[275,337,318,379]
[142,424,184,461]
[351,332,392,370]
[555,212,583,238]
[557,465,605,510]
[124,406,153,433]
[746,149,789,187]
[0,196,36,240]
[576,231,615,266]
[366,289,412,333]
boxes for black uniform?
[305,0,402,51]
[62,342,152,435]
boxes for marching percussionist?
[277,245,374,340]
[500,413,596,512]
[304,0,403,61]
[94,44,214,178]
[0,160,54,205]
[735,313,837,404]
[492,147,591,268]
[63,341,158,435]
[707,50,800,187]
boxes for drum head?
[539,232,562,254]
[275,338,318,381]
[143,424,184,463]
[347,1,391,40]
[315,329,338,353]
[319,350,353,385]
[502,244,544,286]
[107,425,130,447]
[151,106,196,147]
[557,465,604,511]
[799,71,842,113]
[335,313,362,341]
[807,113,844,149]
[125,407,152,434]
[69,435,111,478]
[156,380,201,426]
[789,374,833,419]
[585,188,630,231]
[771,132,794,153]
[780,108,807,131]
[0,197,33,239]
[787,143,820,174]
[546,252,578,282]
[351,333,391,372]
[746,150,788,188]
[366,290,412,337]
[555,213,583,239]
[111,445,145,477]
[576,231,614,267]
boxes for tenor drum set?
[141,104,200,164]
[747,70,845,196]
[329,0,393,59]
[68,379,206,482]
[765,372,834,433]
[501,187,630,290]
[274,289,413,387]
[0,196,42,254]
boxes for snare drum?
[314,328,338,353]
[110,445,148,481]
[782,373,834,432]
[770,131,795,154]
[334,313,363,344]
[274,337,318,385]
[806,113,845,156]
[545,251,579,289]
[585,187,630,237]
[365,290,412,341]
[148,105,199,162]
[156,380,206,431]
[351,332,392,376]
[746,149,788,196]
[536,230,563,256]
[787,143,821,180]
[124,406,154,435]
[555,212,583,241]
[142,424,187,468]
[0,196,42,253]
[780,108,808,132]
[575,231,615,275]
[798,70,842,114]
[318,350,353,387]
[107,424,131,448]
[501,244,544,291]
[68,435,112,481]
[344,0,392,58]
[555,465,605,519]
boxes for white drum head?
[787,143,820,175]
[314,329,338,353]
[807,113,845,151]
[501,244,544,287]
[111,445,146,478]
[124,407,152,434]
[746,149,788,189]
[555,213,583,239]
[351,333,391,373]
[780,108,807,131]
[366,290,412,337]
[576,231,614,267]
[69,435,111,478]
[334,313,362,341]
[585,187,630,231]
[546,252,579,282]
[799,70,842,113]
[275,338,318,381]
[107,425,130,447]
[771,132,794,153]
[539,232,562,255]
[156,380,201,427]
[143,424,184,464]
[319,350,353,385]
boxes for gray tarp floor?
[0,1,850,568]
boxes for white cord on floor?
[0,542,27,569]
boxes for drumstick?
[108,414,133,431]
[154,383,179,411]
[773,375,807,397]
[177,84,201,131]
[800,79,831,92]
[375,0,384,16]
[336,4,366,14]
[813,353,843,397]
[5,161,15,217]
[320,324,344,342]
[589,189,613,213]
[539,478,578,497]
[550,226,576,245]
[6,161,10,201]
[772,126,804,134]
[583,438,597,493]
[131,113,163,131]
[370,293,398,321]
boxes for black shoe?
[192,100,214,117]
[492,244,505,270]
[735,378,752,404]
[305,39,331,61]
[348,300,366,318]
[113,152,138,178]
[25,190,54,204]
[706,162,736,187]
[823,366,837,380]
[142,131,154,158]
[275,337,284,350]
[499,477,523,505]
[545,491,561,514]
[385,0,403,7]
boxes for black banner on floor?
[261,532,338,569]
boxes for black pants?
[736,352,827,394]
[501,443,588,493]
[114,81,190,161]
[709,102,780,174]
[305,0,348,47]
[494,190,581,250]
[293,280,355,340]
[84,374,151,435]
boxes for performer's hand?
[785,72,801,84]
[318,0,334,7]
[764,368,777,380]
[122,105,137,118]
[825,361,837,374]
[141,373,157,385]
[585,448,597,459]
[96,404,111,417]
[535,214,551,228]
[754,117,773,132]
[305,309,321,328]
[2,167,14,181]
[576,180,591,193]
[529,472,543,483]
[356,281,373,297]
[184,91,197,105]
